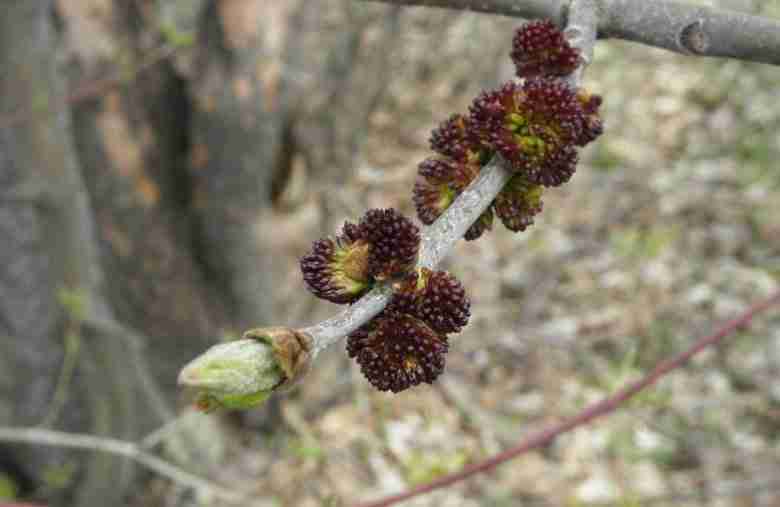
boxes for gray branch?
[179,0,599,396]
[0,427,248,504]
[363,0,780,66]
[357,0,565,20]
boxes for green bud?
[178,339,285,411]
[178,327,314,412]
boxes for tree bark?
[0,0,448,504]
[0,2,136,505]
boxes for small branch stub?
[679,20,710,55]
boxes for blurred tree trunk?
[0,0,408,505]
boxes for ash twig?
[0,426,250,504]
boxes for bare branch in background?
[363,0,780,65]
[356,288,780,507]
[0,43,179,129]
[0,427,249,504]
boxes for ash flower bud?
[533,144,579,187]
[464,206,494,241]
[359,208,420,280]
[575,90,604,146]
[416,269,471,335]
[429,114,477,162]
[346,312,448,393]
[418,156,458,181]
[300,221,372,304]
[413,174,455,225]
[495,174,544,232]
[468,79,590,187]
[511,20,580,78]
[413,157,480,227]
[390,268,471,335]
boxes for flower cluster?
[302,208,471,393]
[301,20,603,395]
[468,78,591,186]
[347,268,470,392]
[413,21,602,240]
[511,19,580,78]
[300,208,420,304]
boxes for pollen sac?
[429,114,479,162]
[390,268,471,336]
[468,78,597,187]
[346,312,448,393]
[300,221,372,304]
[511,19,580,78]
[495,174,544,232]
[413,157,480,226]
[359,208,421,280]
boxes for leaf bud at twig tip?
[178,338,286,411]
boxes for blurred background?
[1,0,779,506]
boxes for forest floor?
[147,3,780,506]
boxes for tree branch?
[179,0,599,399]
[355,288,780,507]
[303,0,596,355]
[362,0,780,66]
[0,427,249,504]
[0,43,179,129]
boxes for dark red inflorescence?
[464,206,494,241]
[300,221,372,304]
[359,208,421,280]
[468,78,598,187]
[413,157,481,228]
[511,19,580,78]
[429,114,477,162]
[575,90,605,146]
[416,269,471,335]
[389,268,471,336]
[346,312,448,393]
[494,174,544,232]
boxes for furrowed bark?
[61,0,227,400]
[186,0,281,330]
[0,2,70,496]
[1,2,137,505]
[0,1,230,504]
